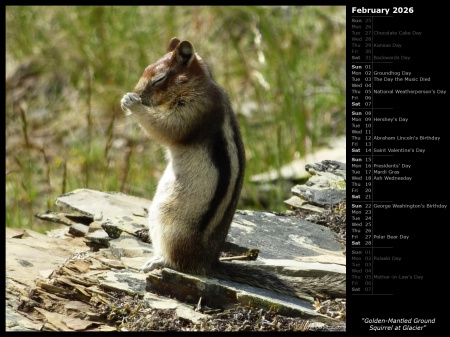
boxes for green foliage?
[6,6,346,231]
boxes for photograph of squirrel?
[121,37,345,300]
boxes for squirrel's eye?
[152,74,167,87]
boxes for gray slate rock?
[146,268,335,322]
[24,185,345,324]
[98,269,148,296]
[108,233,154,259]
[229,210,343,260]
[56,188,150,219]
[286,160,346,209]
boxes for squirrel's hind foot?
[141,256,165,273]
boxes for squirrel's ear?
[176,41,195,66]
[167,37,180,52]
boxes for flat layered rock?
[229,210,344,261]
[6,227,88,288]
[8,163,346,331]
[285,160,346,210]
[56,188,150,219]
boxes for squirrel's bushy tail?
[210,261,346,301]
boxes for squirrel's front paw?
[121,92,142,113]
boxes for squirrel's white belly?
[148,145,220,258]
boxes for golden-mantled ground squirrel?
[121,37,345,300]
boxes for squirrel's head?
[133,37,214,109]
